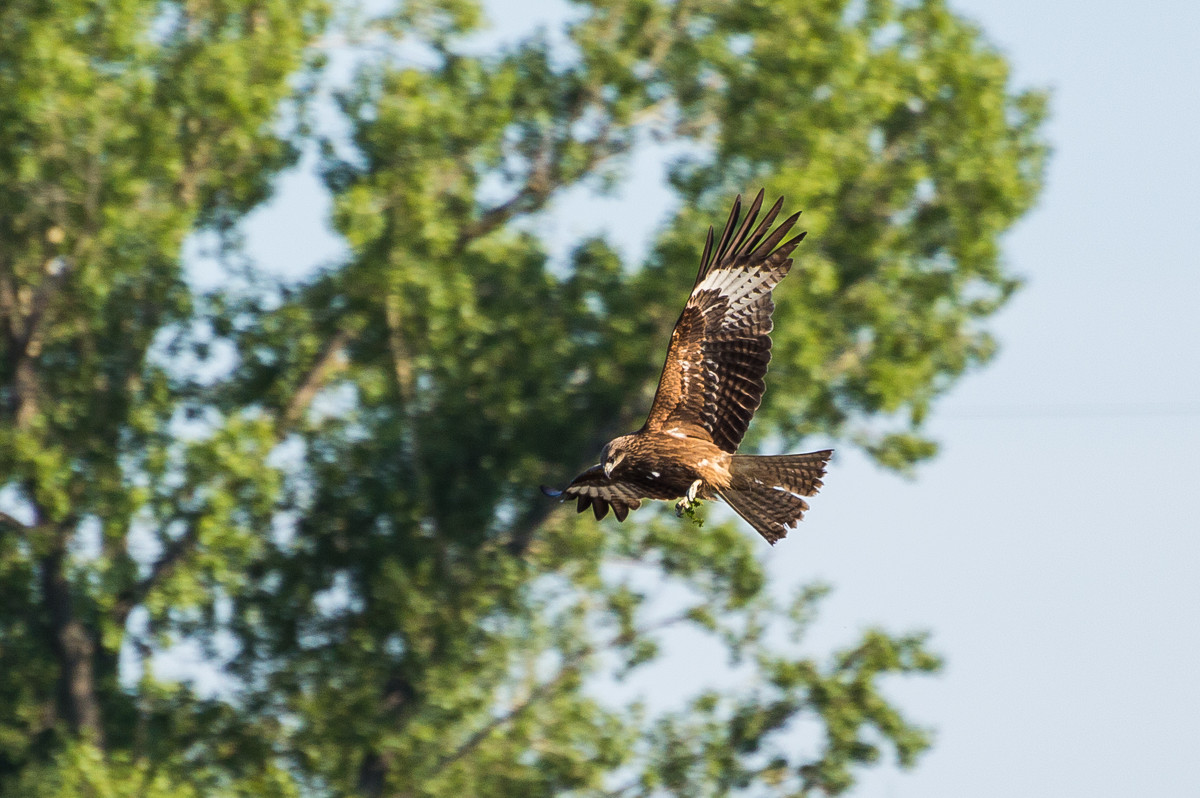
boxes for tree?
[0,0,1046,795]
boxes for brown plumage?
[542,190,832,544]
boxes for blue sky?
[796,2,1200,794]
[236,1,1200,794]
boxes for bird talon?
[686,479,702,503]
[675,498,690,517]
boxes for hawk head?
[600,436,633,478]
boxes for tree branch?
[435,662,578,773]
[0,510,30,532]
[456,0,689,250]
[110,324,355,624]
[385,292,437,521]
[455,143,564,247]
[1,258,75,427]
[455,65,619,249]
[112,516,200,627]
[279,325,354,435]
[0,270,21,343]
[433,611,691,773]
[19,257,74,354]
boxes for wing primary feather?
[713,194,743,266]
[748,211,804,261]
[742,196,786,256]
[765,230,807,263]
[724,189,765,261]
[540,485,563,497]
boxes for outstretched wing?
[643,190,805,453]
[540,465,679,522]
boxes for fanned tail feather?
[718,450,833,544]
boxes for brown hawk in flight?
[542,190,832,544]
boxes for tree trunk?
[41,547,105,747]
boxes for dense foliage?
[0,0,1045,795]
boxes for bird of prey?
[542,190,832,544]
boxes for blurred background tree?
[0,0,1045,795]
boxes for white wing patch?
[693,264,775,317]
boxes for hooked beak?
[603,461,614,478]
